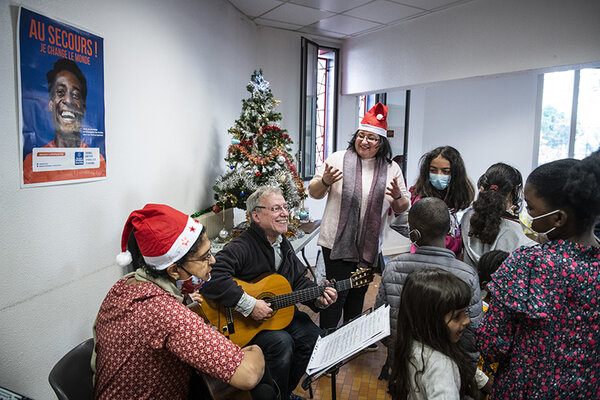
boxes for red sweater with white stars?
[94,277,244,399]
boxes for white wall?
[0,0,268,398]
[343,0,600,94]
[404,72,539,189]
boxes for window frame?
[299,37,339,180]
[534,67,600,167]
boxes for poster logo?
[74,151,84,165]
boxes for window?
[299,38,338,179]
[537,68,600,165]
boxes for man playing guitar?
[201,186,338,400]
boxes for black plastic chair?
[48,338,94,400]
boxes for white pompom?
[116,251,133,267]
[376,114,384,120]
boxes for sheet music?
[306,305,390,376]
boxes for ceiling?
[227,0,476,40]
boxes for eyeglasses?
[357,132,380,143]
[188,249,213,263]
[254,204,290,213]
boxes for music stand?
[301,308,388,400]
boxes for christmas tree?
[213,70,306,212]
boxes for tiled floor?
[292,273,392,400]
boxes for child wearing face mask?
[388,268,479,399]
[477,149,600,399]
[410,146,475,257]
[461,163,535,268]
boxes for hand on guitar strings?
[250,299,273,321]
[316,281,338,308]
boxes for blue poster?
[18,7,106,186]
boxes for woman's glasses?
[357,132,380,143]
[189,249,212,263]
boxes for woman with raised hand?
[309,102,410,331]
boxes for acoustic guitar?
[190,268,374,347]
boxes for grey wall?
[342,0,600,94]
[0,0,262,398]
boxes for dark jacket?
[375,246,483,367]
[202,222,320,312]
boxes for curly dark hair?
[477,250,509,289]
[46,58,87,102]
[389,269,478,399]
[347,130,392,163]
[527,148,600,231]
[469,163,523,244]
[126,226,206,279]
[412,146,475,211]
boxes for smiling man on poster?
[19,7,106,186]
[22,58,106,184]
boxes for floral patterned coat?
[477,240,600,399]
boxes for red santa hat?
[115,204,203,270]
[359,102,388,137]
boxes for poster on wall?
[18,7,106,187]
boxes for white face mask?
[519,208,560,243]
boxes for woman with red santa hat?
[93,204,277,399]
[308,103,410,333]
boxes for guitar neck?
[269,278,353,311]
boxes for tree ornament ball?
[279,174,287,183]
[277,155,286,164]
[219,229,230,240]
[231,138,241,145]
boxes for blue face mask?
[429,173,451,190]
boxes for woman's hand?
[322,163,343,187]
[387,177,410,213]
[308,163,343,199]
[386,177,403,200]
[188,290,203,304]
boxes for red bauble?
[212,205,221,214]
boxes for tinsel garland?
[212,70,306,211]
